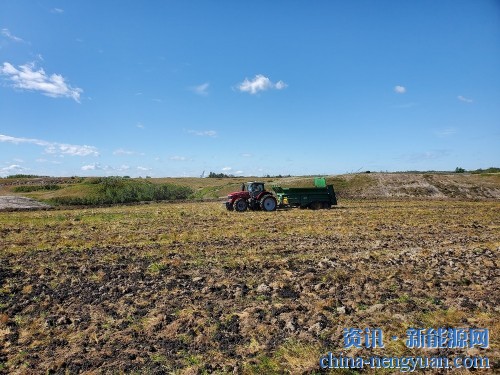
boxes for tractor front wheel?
[260,195,277,212]
[233,198,248,212]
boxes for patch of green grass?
[13,184,61,192]
[46,177,193,205]
[147,262,166,273]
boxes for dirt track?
[0,196,51,211]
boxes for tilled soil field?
[0,201,499,373]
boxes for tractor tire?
[322,201,331,209]
[260,195,277,212]
[233,198,248,212]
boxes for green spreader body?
[272,178,337,209]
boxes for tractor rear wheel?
[260,195,277,211]
[233,198,248,212]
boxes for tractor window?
[248,184,262,194]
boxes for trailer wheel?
[260,195,277,212]
[233,198,248,212]
[309,201,322,210]
[322,202,331,209]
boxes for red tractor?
[225,182,277,212]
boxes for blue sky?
[1,0,499,177]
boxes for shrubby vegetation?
[49,177,192,205]
[13,184,61,192]
[6,174,47,178]
[207,171,236,178]
[470,167,500,174]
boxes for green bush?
[13,184,61,192]
[49,177,192,206]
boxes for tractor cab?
[246,182,264,198]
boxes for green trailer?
[272,177,337,209]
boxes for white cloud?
[137,166,152,171]
[188,130,217,137]
[1,28,24,43]
[237,74,288,94]
[234,170,244,175]
[394,85,406,94]
[0,62,83,102]
[113,148,144,156]
[136,122,145,129]
[169,156,188,161]
[241,153,252,157]
[458,95,473,103]
[51,8,64,14]
[81,163,130,172]
[275,81,287,90]
[0,164,27,176]
[0,134,99,157]
[81,163,98,171]
[2,164,23,171]
[222,167,232,171]
[191,82,209,96]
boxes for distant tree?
[455,167,465,173]
[208,171,234,178]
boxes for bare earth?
[0,196,51,211]
[0,200,498,373]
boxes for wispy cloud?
[137,166,152,171]
[51,8,64,14]
[400,150,450,163]
[188,130,217,137]
[35,158,62,164]
[0,134,99,157]
[222,167,232,171]
[434,127,457,138]
[458,95,473,103]
[136,122,145,129]
[169,156,188,161]
[392,102,418,109]
[241,153,252,157]
[394,85,406,94]
[190,82,209,96]
[0,62,83,102]
[81,163,129,172]
[113,148,144,156]
[237,74,287,94]
[1,28,24,43]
